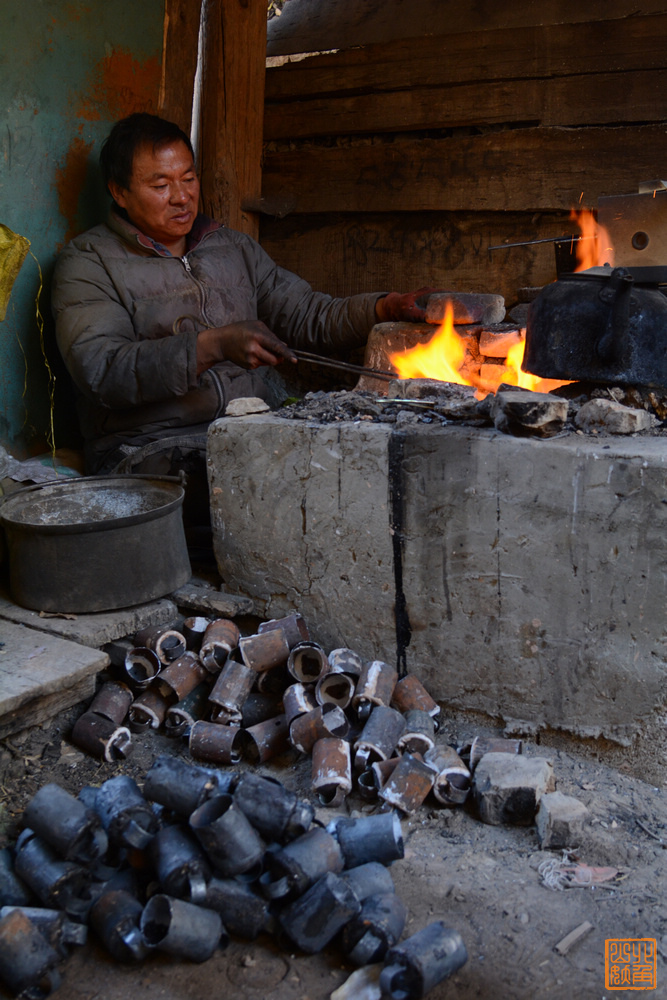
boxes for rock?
[535,791,590,848]
[225,397,271,417]
[574,398,655,435]
[426,292,505,325]
[479,325,524,358]
[492,390,568,437]
[472,753,556,825]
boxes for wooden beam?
[199,0,266,236]
[262,125,667,214]
[259,210,572,303]
[267,0,667,56]
[266,14,667,102]
[158,0,202,135]
[265,69,667,140]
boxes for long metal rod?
[292,350,396,381]
[488,234,594,251]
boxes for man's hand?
[196,320,297,376]
[375,287,441,324]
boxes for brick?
[472,752,556,825]
[479,325,524,358]
[575,398,655,435]
[535,791,590,848]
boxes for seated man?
[52,113,431,475]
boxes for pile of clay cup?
[0,759,467,999]
[72,610,476,819]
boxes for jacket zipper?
[180,254,214,328]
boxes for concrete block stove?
[207,413,667,746]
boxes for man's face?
[109,140,200,250]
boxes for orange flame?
[389,300,570,399]
[569,208,615,270]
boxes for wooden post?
[158,0,202,135]
[199,0,267,238]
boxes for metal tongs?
[292,349,396,381]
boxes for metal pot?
[523,266,667,388]
[0,475,191,613]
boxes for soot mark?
[388,431,412,677]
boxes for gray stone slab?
[170,585,254,618]
[208,414,667,744]
[0,592,178,648]
[0,621,108,738]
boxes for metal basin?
[0,475,191,613]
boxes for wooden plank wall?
[260,1,667,304]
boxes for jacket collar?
[107,207,223,256]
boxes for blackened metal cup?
[339,862,396,903]
[353,704,406,772]
[204,877,269,940]
[23,783,108,866]
[342,891,407,965]
[259,827,344,902]
[278,872,360,954]
[189,794,265,878]
[233,773,313,844]
[89,889,149,962]
[94,775,159,849]
[0,907,61,998]
[143,755,234,816]
[328,811,404,868]
[150,825,211,903]
[380,920,468,999]
[140,894,224,962]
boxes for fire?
[389,300,569,399]
[569,207,615,270]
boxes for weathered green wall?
[0,0,164,457]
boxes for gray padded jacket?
[52,211,380,457]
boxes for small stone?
[225,397,271,417]
[492,390,568,437]
[472,753,556,826]
[535,791,590,848]
[575,398,655,435]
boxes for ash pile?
[279,381,667,440]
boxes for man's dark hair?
[100,113,195,192]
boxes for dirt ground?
[1,699,665,1000]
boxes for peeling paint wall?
[0,0,163,456]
